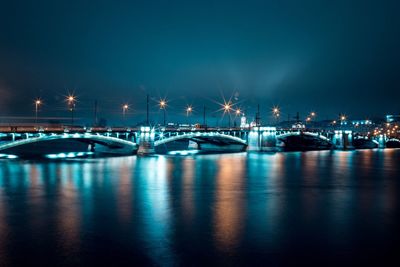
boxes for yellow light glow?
[67,95,76,103]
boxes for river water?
[0,149,399,266]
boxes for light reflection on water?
[0,149,399,266]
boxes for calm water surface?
[1,150,399,266]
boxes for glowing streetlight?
[122,104,129,122]
[34,98,42,126]
[159,99,167,126]
[186,105,193,116]
[234,108,242,128]
[66,94,76,125]
[224,103,231,112]
[310,112,316,117]
[272,106,280,125]
[160,100,166,108]
[222,102,232,127]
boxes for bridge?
[0,125,398,158]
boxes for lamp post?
[159,99,167,126]
[186,105,193,125]
[122,104,129,123]
[273,107,280,125]
[186,105,193,116]
[223,102,232,127]
[235,108,241,127]
[66,95,76,125]
[34,98,42,126]
[340,115,346,124]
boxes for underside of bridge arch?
[154,135,247,154]
[0,136,138,157]
[277,132,333,151]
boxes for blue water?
[0,149,399,266]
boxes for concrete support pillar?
[260,127,277,151]
[378,134,386,148]
[247,127,277,151]
[332,130,354,150]
[137,126,155,155]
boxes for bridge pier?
[247,127,277,152]
[137,126,155,155]
[377,134,387,148]
[332,130,354,150]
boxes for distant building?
[351,119,373,126]
[386,115,400,123]
[240,116,249,128]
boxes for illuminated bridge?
[0,125,396,158]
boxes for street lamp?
[66,95,76,125]
[186,105,193,116]
[122,104,129,123]
[223,102,232,127]
[235,108,242,128]
[272,106,280,124]
[306,112,316,124]
[34,98,42,126]
[159,99,167,126]
[340,115,347,127]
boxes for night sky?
[0,0,399,125]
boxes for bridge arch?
[386,138,400,148]
[154,132,247,154]
[0,133,138,158]
[276,131,333,151]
